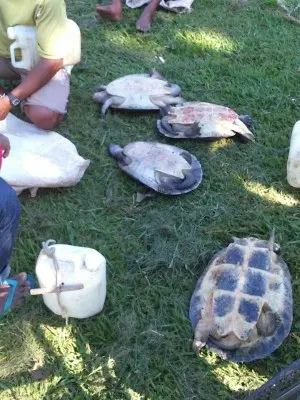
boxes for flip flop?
[0,274,35,316]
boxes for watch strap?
[7,93,21,107]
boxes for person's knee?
[24,105,64,130]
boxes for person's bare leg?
[136,0,161,32]
[96,0,123,21]
[24,105,64,130]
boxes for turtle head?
[109,144,123,160]
[109,144,132,166]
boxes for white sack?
[0,113,90,197]
[125,0,194,12]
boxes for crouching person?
[0,0,80,130]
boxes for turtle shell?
[189,237,293,362]
[106,74,174,110]
[167,102,238,125]
[113,142,202,195]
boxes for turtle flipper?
[193,293,214,353]
[167,83,181,97]
[256,309,280,337]
[101,96,124,118]
[150,95,184,108]
[233,119,255,142]
[156,158,202,193]
[93,91,109,104]
[184,122,201,138]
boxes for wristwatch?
[7,92,21,107]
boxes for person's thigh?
[0,178,21,273]
[0,57,21,80]
[20,68,70,115]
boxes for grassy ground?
[1,0,300,398]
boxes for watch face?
[7,93,21,107]
[12,98,21,106]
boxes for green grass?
[1,0,300,398]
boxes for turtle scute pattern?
[189,236,293,362]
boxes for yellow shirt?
[0,0,69,59]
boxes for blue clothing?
[0,178,21,283]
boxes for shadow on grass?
[0,304,243,399]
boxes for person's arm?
[12,58,63,100]
[0,134,10,157]
[0,58,63,121]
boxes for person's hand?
[0,96,11,121]
[0,134,10,158]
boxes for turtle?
[157,101,255,142]
[109,141,203,195]
[189,232,293,362]
[93,70,183,118]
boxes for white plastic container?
[7,19,81,72]
[7,25,38,70]
[35,243,106,320]
[287,121,300,187]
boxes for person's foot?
[95,3,123,21]
[0,273,31,314]
[136,13,153,32]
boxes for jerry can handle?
[10,42,21,68]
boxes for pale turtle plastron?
[93,70,183,118]
[109,141,203,195]
[157,101,255,142]
[189,232,293,362]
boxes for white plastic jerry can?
[7,25,38,70]
[7,19,81,72]
[287,121,300,188]
[34,241,106,320]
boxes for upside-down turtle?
[189,232,293,362]
[157,101,255,141]
[93,70,183,118]
[109,141,203,195]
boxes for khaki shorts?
[0,57,70,114]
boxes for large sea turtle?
[189,232,293,362]
[109,141,202,195]
[157,101,255,141]
[93,70,183,117]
